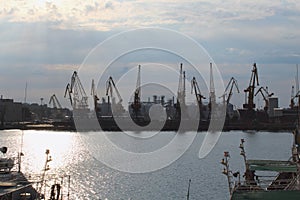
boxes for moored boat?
[0,146,70,200]
[0,146,39,200]
[221,130,300,199]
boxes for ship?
[0,146,40,199]
[221,129,300,199]
[0,145,70,200]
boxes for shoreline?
[0,120,296,133]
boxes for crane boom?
[255,87,267,101]
[64,83,73,106]
[291,89,300,109]
[222,77,239,105]
[106,76,123,104]
[72,71,88,99]
[49,94,62,109]
[243,63,259,110]
[64,71,88,110]
[191,77,206,110]
[254,86,274,110]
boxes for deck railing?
[234,178,295,191]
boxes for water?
[0,130,293,199]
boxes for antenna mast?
[24,82,27,104]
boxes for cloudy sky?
[0,0,299,109]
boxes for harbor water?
[0,130,293,200]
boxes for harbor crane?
[106,76,123,105]
[106,76,125,115]
[64,84,72,106]
[64,71,88,110]
[254,86,274,111]
[91,79,99,111]
[243,63,259,110]
[131,65,141,114]
[191,77,206,118]
[220,77,239,105]
[49,94,62,109]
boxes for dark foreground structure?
[221,130,300,199]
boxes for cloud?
[1,1,299,51]
[0,1,295,31]
[0,0,300,108]
[225,47,252,56]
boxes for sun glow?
[21,130,81,174]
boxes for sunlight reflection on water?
[0,130,294,200]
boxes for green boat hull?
[231,190,300,200]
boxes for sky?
[0,0,300,109]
